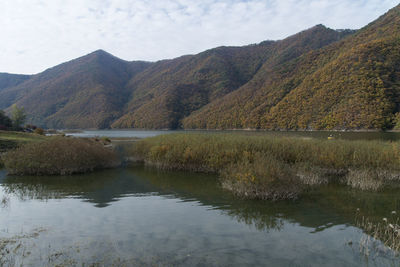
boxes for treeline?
[0,104,32,131]
[0,110,12,130]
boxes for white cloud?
[0,0,398,74]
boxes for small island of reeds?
[2,137,120,175]
[131,133,400,200]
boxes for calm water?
[66,129,400,141]
[0,167,399,266]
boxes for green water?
[0,167,399,266]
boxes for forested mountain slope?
[0,73,31,91]
[183,4,400,130]
[112,24,353,129]
[111,43,275,128]
[0,4,398,130]
[0,50,151,128]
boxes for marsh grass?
[356,212,400,258]
[131,133,400,199]
[0,131,48,167]
[0,195,9,208]
[220,153,302,200]
[0,228,46,267]
[2,137,120,175]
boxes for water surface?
[67,129,400,141]
[0,167,399,266]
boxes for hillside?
[111,43,275,129]
[0,73,31,91]
[0,50,151,128]
[0,4,399,130]
[111,25,353,129]
[182,5,400,130]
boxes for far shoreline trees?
[10,104,26,130]
[0,105,27,131]
[0,110,12,130]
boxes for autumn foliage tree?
[11,104,26,130]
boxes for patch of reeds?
[2,137,120,175]
[131,133,400,200]
[356,212,400,257]
[220,153,302,200]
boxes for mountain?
[0,4,398,130]
[111,25,353,129]
[183,5,400,130]
[111,43,275,129]
[0,50,151,128]
[0,73,31,91]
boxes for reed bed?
[2,137,120,175]
[131,133,400,200]
[356,212,400,256]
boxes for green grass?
[131,133,400,200]
[0,130,46,148]
[0,131,48,167]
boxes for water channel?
[0,166,399,266]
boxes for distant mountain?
[0,73,31,91]
[0,4,398,130]
[0,50,151,128]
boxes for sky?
[0,0,398,74]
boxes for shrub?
[33,128,45,135]
[2,137,120,175]
[100,137,111,144]
[220,153,302,200]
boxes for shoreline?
[49,128,400,133]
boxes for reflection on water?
[0,167,399,266]
[1,169,157,207]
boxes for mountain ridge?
[0,4,398,130]
[183,5,400,130]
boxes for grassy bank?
[0,130,46,151]
[131,134,400,200]
[0,131,48,167]
[2,137,120,175]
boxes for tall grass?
[220,153,302,200]
[2,137,120,175]
[356,212,400,256]
[131,134,400,199]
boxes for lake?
[0,166,399,266]
[66,129,400,141]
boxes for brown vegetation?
[2,137,120,175]
[357,212,400,255]
[131,133,400,200]
[33,128,45,135]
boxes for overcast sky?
[0,0,398,74]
